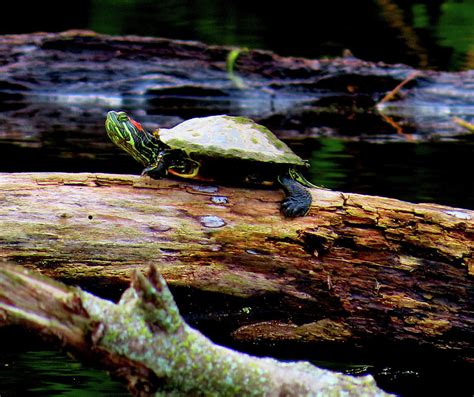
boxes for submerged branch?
[0,263,392,396]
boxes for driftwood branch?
[0,263,392,396]
[0,172,473,366]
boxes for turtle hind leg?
[168,158,201,179]
[289,167,325,189]
[278,174,312,217]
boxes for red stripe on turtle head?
[130,118,145,132]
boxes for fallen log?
[0,263,392,396]
[0,30,472,143]
[0,172,473,366]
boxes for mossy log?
[0,263,392,396]
[0,172,473,366]
[0,30,472,140]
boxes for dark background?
[1,0,472,71]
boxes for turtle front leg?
[141,150,170,178]
[278,174,313,217]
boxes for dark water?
[306,138,474,210]
[1,1,473,396]
[0,350,128,396]
[1,340,471,396]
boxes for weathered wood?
[0,263,392,396]
[0,172,473,365]
[0,30,472,142]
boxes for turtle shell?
[159,115,305,166]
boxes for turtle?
[105,111,316,217]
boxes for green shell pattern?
[159,115,305,165]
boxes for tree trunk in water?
[0,30,472,140]
[1,172,473,365]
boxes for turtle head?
[105,111,162,166]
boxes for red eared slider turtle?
[105,111,315,217]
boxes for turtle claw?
[281,197,310,218]
[141,168,152,176]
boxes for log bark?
[0,30,472,142]
[0,172,473,365]
[0,263,392,396]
